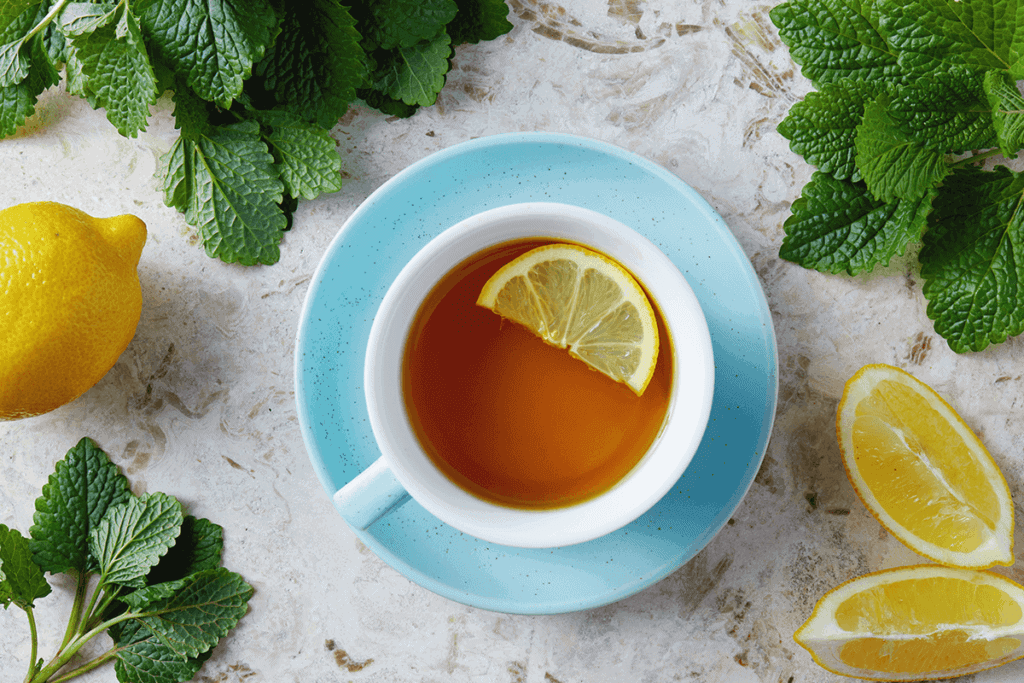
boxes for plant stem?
[76,577,106,636]
[48,649,117,683]
[22,606,38,683]
[22,0,72,43]
[950,148,1007,168]
[84,585,121,632]
[30,611,136,683]
[58,571,89,652]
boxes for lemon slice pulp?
[476,243,659,396]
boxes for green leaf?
[122,568,253,660]
[113,619,211,683]
[448,0,514,45]
[777,78,889,182]
[39,0,67,64]
[251,0,367,129]
[882,0,1024,78]
[162,89,287,265]
[90,492,184,588]
[985,69,1024,157]
[365,0,457,50]
[29,437,132,575]
[0,524,50,610]
[111,628,213,681]
[0,38,27,86]
[0,3,59,137]
[780,172,934,275]
[0,33,57,136]
[768,0,902,86]
[0,1,41,87]
[885,65,998,153]
[255,108,342,200]
[855,95,950,202]
[60,2,117,36]
[372,31,452,107]
[359,86,419,117]
[921,166,1024,352]
[65,6,158,137]
[136,0,279,105]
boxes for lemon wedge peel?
[794,565,1024,682]
[837,364,1014,570]
[476,243,659,396]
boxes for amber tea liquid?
[402,239,673,509]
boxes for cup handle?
[333,457,411,530]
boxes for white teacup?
[334,202,714,548]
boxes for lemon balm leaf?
[855,95,949,203]
[112,619,211,682]
[162,88,287,266]
[0,38,57,136]
[65,6,158,137]
[372,31,452,107]
[778,79,890,182]
[0,38,28,87]
[90,492,184,589]
[779,172,933,275]
[251,1,366,130]
[881,0,1024,78]
[358,86,419,117]
[448,0,514,45]
[135,0,278,106]
[29,437,132,575]
[364,0,457,50]
[885,65,998,154]
[162,123,287,265]
[920,166,1024,353]
[0,524,50,610]
[59,2,117,37]
[121,568,254,660]
[0,4,58,135]
[255,108,343,201]
[0,2,40,87]
[985,69,1024,157]
[769,0,902,87]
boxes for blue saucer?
[294,132,778,614]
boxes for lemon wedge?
[837,364,1014,569]
[795,565,1024,681]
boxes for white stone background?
[4,1,1024,682]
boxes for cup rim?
[364,202,714,548]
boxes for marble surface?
[3,1,1024,682]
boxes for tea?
[402,239,673,509]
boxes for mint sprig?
[772,0,1024,352]
[0,0,513,265]
[0,437,252,683]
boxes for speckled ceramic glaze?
[295,132,778,614]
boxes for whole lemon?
[0,202,146,420]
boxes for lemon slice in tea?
[476,243,659,396]
[795,565,1024,681]
[837,364,1014,569]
